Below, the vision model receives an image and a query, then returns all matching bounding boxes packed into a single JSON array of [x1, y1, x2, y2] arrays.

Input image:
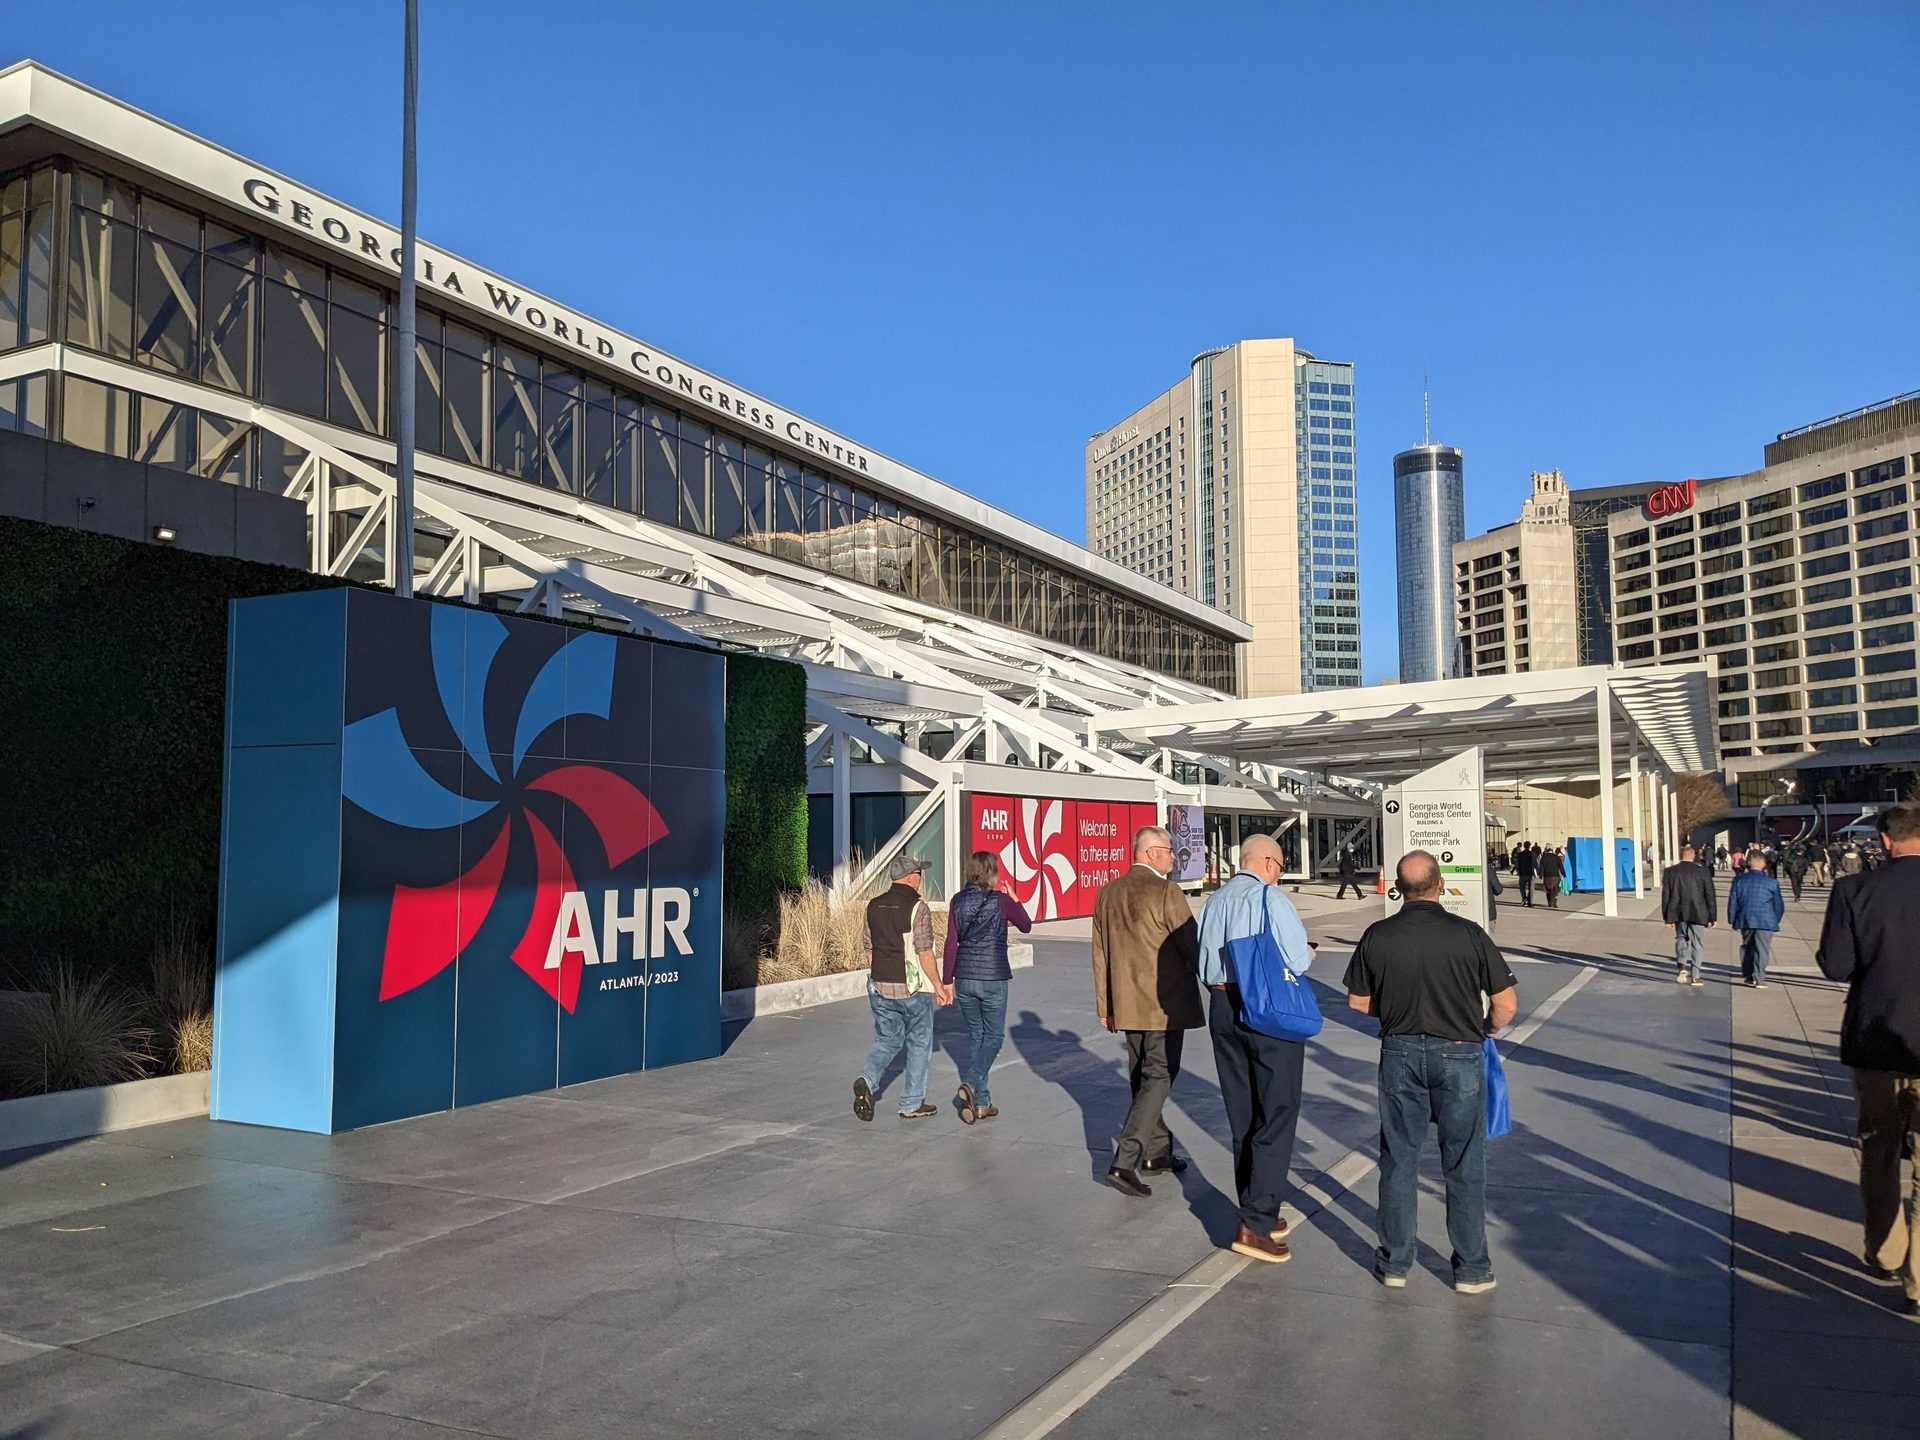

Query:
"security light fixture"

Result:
[[153, 525, 177, 543]]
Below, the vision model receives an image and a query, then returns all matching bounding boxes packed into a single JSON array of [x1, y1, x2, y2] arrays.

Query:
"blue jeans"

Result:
[[1376, 1034, 1491, 1284], [1740, 929, 1774, 984], [1674, 921, 1708, 981], [863, 990, 935, 1111], [952, 978, 1009, 1106]]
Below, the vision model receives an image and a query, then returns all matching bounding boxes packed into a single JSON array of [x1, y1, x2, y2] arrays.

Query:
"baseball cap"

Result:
[[887, 854, 930, 881]]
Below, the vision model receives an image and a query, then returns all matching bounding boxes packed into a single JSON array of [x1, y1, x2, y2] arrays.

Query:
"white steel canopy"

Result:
[[1087, 665, 1720, 787]]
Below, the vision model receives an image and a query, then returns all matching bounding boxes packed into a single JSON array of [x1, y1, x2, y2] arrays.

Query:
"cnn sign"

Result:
[[1645, 478, 1697, 519]]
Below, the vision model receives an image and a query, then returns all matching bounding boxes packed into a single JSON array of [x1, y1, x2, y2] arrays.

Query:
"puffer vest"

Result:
[[948, 887, 1011, 982]]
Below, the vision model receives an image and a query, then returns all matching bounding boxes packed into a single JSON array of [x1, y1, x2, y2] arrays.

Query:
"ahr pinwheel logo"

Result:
[[341, 607, 670, 1015]]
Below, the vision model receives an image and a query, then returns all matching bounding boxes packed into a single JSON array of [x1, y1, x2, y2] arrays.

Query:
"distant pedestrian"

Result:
[[1811, 840, 1830, 887], [1346, 851, 1518, 1293], [1486, 862, 1504, 934], [1092, 825, 1203, 1198], [854, 855, 951, 1123], [1515, 843, 1538, 908], [1815, 803, 1920, 1319], [1539, 846, 1565, 909], [1729, 850, 1784, 989], [1335, 845, 1364, 900], [1731, 845, 1746, 872], [1784, 844, 1810, 902], [1662, 843, 1717, 988], [1196, 834, 1314, 1264], [1717, 845, 1730, 874], [942, 851, 1033, 1124]]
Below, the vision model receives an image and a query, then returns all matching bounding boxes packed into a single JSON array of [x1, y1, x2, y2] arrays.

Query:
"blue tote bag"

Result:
[[1225, 927, 1324, 1042], [1483, 1037, 1512, 1138]]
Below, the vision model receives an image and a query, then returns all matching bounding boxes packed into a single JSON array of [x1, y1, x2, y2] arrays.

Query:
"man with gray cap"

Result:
[[853, 855, 951, 1122]]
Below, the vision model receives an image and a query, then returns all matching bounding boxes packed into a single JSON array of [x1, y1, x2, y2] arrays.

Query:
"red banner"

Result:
[[967, 794, 1159, 920]]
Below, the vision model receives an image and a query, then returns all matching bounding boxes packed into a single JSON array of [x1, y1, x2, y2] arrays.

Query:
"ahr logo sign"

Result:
[[545, 886, 697, 981]]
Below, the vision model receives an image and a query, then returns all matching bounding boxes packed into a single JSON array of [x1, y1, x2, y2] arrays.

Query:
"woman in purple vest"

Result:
[[943, 851, 1034, 1124]]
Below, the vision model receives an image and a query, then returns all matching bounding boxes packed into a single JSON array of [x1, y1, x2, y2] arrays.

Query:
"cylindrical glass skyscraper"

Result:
[[1393, 444, 1466, 683]]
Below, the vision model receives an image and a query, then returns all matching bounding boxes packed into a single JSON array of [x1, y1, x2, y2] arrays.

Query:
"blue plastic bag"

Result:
[[1225, 928, 1324, 1042], [1483, 1036, 1512, 1138]]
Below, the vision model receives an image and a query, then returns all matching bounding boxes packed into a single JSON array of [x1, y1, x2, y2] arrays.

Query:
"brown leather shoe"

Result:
[[1269, 1216, 1291, 1242], [1230, 1223, 1291, 1263]]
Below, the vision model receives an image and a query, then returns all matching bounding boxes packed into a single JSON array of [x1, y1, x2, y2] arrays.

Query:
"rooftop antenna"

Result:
[[1422, 375, 1431, 446]]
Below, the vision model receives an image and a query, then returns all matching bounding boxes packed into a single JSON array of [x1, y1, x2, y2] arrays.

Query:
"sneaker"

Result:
[[1229, 1223, 1291, 1264], [898, 1103, 939, 1120], [853, 1076, 875, 1123], [1751, 981, 1767, 990], [1674, 971, 1689, 984], [1374, 1268, 1407, 1289], [1690, 978, 1705, 988], [1454, 1277, 1498, 1295]]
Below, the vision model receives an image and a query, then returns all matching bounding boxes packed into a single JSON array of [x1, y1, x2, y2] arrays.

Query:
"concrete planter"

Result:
[[0, 1070, 210, 1154], [722, 942, 1034, 1022]]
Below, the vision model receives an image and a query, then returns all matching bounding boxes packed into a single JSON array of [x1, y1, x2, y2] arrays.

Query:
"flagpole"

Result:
[[394, 0, 419, 597]]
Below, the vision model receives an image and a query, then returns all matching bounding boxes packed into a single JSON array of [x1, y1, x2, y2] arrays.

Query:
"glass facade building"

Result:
[[1392, 444, 1464, 682], [0, 157, 1238, 691], [1296, 355, 1360, 689]]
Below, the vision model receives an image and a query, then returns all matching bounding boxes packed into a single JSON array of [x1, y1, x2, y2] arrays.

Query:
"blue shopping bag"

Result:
[[1483, 1036, 1512, 1138], [1225, 928, 1323, 1042]]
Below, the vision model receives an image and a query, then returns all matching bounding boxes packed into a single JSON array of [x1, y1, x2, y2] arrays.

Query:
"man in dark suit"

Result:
[[1817, 803, 1920, 1318], [1514, 843, 1537, 908], [1091, 825, 1203, 1198], [1662, 843, 1717, 988]]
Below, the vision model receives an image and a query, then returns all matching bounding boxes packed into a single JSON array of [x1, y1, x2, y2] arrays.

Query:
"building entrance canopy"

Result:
[[1088, 665, 1720, 917], [1087, 666, 1717, 787]]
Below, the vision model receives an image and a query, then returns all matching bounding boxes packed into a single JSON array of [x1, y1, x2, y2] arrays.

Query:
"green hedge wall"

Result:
[[723, 651, 810, 920], [0, 514, 808, 981]]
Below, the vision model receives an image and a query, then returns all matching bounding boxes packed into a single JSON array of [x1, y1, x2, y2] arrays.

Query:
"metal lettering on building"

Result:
[[1644, 478, 1697, 519]]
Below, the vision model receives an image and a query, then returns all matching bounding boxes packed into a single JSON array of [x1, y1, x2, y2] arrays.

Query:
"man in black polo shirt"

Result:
[[1345, 850, 1518, 1293]]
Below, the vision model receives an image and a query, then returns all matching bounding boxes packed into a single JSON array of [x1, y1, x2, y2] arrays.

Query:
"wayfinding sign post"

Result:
[[1381, 746, 1487, 926]]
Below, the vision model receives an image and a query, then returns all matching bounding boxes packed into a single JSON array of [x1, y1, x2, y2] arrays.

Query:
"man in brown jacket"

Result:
[[1092, 824, 1203, 1198]]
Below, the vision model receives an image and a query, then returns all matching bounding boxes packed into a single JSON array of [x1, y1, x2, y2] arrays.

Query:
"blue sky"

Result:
[[16, 2, 1917, 681]]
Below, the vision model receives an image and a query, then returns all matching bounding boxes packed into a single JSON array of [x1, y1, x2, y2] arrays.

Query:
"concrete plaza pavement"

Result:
[[0, 876, 1909, 1438]]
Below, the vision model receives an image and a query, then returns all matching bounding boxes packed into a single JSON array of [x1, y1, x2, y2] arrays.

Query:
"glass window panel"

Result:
[[265, 244, 324, 294], [72, 168, 135, 220], [139, 195, 199, 247], [256, 425, 305, 494], [65, 210, 135, 357], [197, 412, 253, 487], [442, 330, 484, 464], [261, 279, 326, 418], [582, 399, 614, 506], [491, 343, 539, 480], [199, 258, 256, 393], [642, 411, 677, 521], [61, 374, 132, 457], [678, 420, 710, 534], [712, 435, 746, 542], [21, 204, 52, 343], [204, 221, 257, 270], [136, 231, 199, 375], [827, 479, 853, 577], [745, 447, 771, 536], [407, 312, 443, 457], [327, 303, 385, 435], [0, 212, 20, 348], [329, 274, 387, 321], [541, 375, 580, 491], [614, 395, 642, 511], [134, 395, 196, 471]]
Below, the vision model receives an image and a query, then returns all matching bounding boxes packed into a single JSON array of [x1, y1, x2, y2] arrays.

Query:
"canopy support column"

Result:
[[1598, 681, 1618, 918], [1629, 735, 1645, 900]]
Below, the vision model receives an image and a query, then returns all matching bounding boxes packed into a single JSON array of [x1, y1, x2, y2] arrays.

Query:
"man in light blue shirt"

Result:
[[1197, 833, 1316, 1263]]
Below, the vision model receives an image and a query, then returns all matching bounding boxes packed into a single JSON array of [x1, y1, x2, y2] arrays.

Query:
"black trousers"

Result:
[[1114, 1029, 1184, 1171], [1518, 873, 1534, 906], [1207, 988, 1306, 1232], [1336, 876, 1362, 898]]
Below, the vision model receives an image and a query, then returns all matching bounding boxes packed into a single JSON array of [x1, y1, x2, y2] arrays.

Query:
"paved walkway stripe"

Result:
[[976, 961, 1597, 1440]]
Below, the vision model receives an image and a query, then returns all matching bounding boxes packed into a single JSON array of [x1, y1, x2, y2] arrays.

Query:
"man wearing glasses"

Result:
[[1196, 832, 1315, 1262], [1092, 825, 1203, 1198]]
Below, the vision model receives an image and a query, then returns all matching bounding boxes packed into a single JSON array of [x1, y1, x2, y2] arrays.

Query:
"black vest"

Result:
[[866, 883, 919, 985]]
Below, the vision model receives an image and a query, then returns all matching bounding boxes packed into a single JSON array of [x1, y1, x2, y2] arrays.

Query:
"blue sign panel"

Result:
[[211, 588, 725, 1133]]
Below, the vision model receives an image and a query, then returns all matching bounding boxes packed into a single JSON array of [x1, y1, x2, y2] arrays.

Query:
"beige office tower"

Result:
[[1453, 469, 1583, 675], [1087, 339, 1359, 696]]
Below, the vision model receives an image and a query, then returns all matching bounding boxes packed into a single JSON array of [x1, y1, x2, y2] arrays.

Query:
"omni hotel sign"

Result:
[[1644, 477, 1697, 520], [238, 176, 877, 476]]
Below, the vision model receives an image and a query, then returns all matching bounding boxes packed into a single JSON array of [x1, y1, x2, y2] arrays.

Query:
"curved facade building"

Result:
[[1393, 444, 1465, 682]]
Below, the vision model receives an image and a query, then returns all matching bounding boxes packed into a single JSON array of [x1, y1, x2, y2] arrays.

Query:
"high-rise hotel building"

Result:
[[1393, 442, 1465, 682], [1608, 392, 1920, 757], [1086, 339, 1358, 696]]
